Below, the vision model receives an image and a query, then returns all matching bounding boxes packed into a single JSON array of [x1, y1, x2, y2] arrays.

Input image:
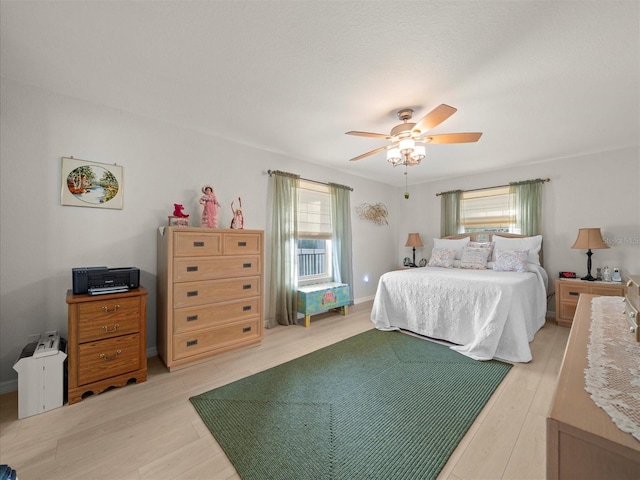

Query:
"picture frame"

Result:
[[61, 157, 124, 209]]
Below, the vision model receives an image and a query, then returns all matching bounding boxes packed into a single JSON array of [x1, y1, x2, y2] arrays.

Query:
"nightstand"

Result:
[[554, 278, 625, 327]]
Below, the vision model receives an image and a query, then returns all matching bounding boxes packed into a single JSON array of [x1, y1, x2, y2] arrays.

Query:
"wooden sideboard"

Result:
[[554, 278, 625, 327], [547, 294, 640, 479]]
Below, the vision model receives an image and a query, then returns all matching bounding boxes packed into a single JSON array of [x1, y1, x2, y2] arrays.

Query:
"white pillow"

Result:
[[493, 249, 529, 273], [492, 235, 542, 265], [433, 237, 470, 260], [427, 248, 456, 268]]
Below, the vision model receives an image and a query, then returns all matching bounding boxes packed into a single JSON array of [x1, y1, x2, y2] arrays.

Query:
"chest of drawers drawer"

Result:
[[174, 297, 260, 334], [173, 275, 261, 309], [77, 296, 141, 343], [174, 232, 222, 256], [555, 279, 624, 327], [78, 333, 141, 385], [173, 255, 261, 282], [173, 319, 260, 360]]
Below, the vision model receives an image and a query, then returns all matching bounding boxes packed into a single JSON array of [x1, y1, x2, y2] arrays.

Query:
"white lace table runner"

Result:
[[585, 296, 640, 441]]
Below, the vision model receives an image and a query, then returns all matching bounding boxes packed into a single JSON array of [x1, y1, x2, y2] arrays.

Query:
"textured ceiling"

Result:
[[1, 1, 638, 187]]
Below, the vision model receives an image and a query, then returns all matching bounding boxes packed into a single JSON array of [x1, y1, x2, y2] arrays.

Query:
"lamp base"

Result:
[[581, 274, 597, 281]]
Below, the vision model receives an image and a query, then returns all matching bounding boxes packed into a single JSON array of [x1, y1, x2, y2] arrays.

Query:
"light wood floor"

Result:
[[0, 301, 569, 480]]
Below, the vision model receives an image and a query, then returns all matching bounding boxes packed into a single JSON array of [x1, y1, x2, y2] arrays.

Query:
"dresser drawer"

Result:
[[173, 255, 261, 282], [224, 233, 261, 255], [77, 334, 141, 386], [173, 319, 260, 360], [174, 297, 261, 334], [559, 283, 589, 304], [591, 285, 624, 297], [174, 232, 222, 257], [77, 296, 141, 343], [173, 276, 261, 309]]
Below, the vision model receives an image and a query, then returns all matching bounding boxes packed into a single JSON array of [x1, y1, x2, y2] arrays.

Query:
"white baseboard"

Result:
[[0, 379, 18, 395], [547, 310, 556, 319], [354, 295, 375, 304]]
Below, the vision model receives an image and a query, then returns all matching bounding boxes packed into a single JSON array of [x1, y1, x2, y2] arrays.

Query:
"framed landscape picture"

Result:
[[61, 157, 124, 209]]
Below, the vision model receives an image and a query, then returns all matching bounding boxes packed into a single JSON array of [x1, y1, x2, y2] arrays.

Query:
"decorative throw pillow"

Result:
[[492, 235, 542, 265], [493, 249, 529, 273], [459, 246, 491, 269], [433, 237, 470, 260], [467, 241, 494, 258], [427, 248, 457, 268]]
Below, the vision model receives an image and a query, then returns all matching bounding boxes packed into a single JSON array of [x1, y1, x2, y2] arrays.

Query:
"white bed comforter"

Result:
[[371, 265, 548, 362]]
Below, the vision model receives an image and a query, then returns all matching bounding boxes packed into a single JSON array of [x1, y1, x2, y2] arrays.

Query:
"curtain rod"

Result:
[[435, 178, 550, 196], [267, 169, 353, 191]]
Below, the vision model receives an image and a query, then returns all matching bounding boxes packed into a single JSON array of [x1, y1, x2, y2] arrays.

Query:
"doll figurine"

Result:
[[200, 185, 221, 228], [230, 197, 244, 229], [172, 204, 189, 218]]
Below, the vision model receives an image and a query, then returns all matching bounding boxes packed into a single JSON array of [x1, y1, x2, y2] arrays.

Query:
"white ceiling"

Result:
[[1, 1, 638, 187]]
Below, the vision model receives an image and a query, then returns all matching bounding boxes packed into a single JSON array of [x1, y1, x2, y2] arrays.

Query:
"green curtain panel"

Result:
[[440, 190, 462, 237], [267, 171, 300, 327], [329, 183, 354, 303], [509, 179, 543, 236]]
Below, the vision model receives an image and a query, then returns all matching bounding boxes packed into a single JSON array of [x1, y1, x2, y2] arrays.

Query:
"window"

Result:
[[460, 186, 519, 233], [297, 181, 332, 284]]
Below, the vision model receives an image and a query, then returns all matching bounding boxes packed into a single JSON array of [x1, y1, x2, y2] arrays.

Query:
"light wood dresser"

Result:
[[547, 294, 640, 479], [66, 287, 148, 405], [157, 227, 264, 371], [555, 278, 625, 327]]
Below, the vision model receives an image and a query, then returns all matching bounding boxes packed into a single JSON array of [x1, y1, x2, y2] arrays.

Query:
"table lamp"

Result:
[[405, 233, 423, 267], [571, 228, 609, 281]]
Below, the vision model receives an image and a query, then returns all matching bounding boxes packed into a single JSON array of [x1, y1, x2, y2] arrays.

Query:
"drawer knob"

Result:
[[186, 339, 198, 347], [99, 350, 121, 361], [186, 266, 198, 272], [187, 291, 198, 297], [101, 323, 120, 333], [569, 292, 580, 296], [242, 305, 251, 311], [238, 241, 247, 247], [243, 284, 251, 290], [186, 315, 198, 322], [243, 263, 252, 268], [102, 304, 120, 313], [193, 241, 205, 247], [243, 326, 252, 333], [628, 279, 634, 287]]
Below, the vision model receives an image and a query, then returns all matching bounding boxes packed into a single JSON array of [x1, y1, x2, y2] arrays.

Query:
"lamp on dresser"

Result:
[[571, 227, 609, 281], [405, 233, 423, 267]]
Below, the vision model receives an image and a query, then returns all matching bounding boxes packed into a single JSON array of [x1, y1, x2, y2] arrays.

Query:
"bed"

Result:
[[371, 233, 548, 363]]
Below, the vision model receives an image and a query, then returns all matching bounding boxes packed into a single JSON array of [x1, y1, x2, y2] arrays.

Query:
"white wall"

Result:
[[395, 147, 640, 314], [0, 78, 399, 392]]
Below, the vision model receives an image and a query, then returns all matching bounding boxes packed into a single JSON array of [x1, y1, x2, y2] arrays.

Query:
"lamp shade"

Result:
[[405, 233, 424, 248], [571, 228, 609, 250]]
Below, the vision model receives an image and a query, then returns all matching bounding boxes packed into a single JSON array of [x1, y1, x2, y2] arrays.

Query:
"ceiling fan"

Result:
[[346, 104, 482, 166]]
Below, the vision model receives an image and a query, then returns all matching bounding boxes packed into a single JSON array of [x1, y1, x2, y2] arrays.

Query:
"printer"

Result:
[[72, 266, 140, 295]]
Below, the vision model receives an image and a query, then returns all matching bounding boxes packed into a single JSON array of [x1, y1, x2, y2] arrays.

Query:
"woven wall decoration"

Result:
[[356, 203, 388, 225]]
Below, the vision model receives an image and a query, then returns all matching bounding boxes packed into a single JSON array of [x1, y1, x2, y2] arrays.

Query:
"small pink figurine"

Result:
[[172, 204, 189, 218], [230, 197, 244, 229], [200, 185, 221, 228]]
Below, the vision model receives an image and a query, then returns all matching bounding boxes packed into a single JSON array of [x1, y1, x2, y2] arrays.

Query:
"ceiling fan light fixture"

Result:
[[387, 148, 401, 165], [411, 145, 426, 162], [399, 138, 415, 154]]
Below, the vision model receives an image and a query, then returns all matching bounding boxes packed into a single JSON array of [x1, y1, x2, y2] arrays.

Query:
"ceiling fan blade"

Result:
[[345, 130, 391, 140], [425, 132, 483, 144], [349, 145, 390, 162], [412, 104, 457, 135]]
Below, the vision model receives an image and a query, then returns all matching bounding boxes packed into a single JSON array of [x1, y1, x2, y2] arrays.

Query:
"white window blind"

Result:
[[298, 181, 332, 239], [460, 186, 515, 231]]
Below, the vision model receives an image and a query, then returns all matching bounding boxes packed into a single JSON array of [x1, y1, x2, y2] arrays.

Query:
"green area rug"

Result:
[[190, 329, 511, 480]]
